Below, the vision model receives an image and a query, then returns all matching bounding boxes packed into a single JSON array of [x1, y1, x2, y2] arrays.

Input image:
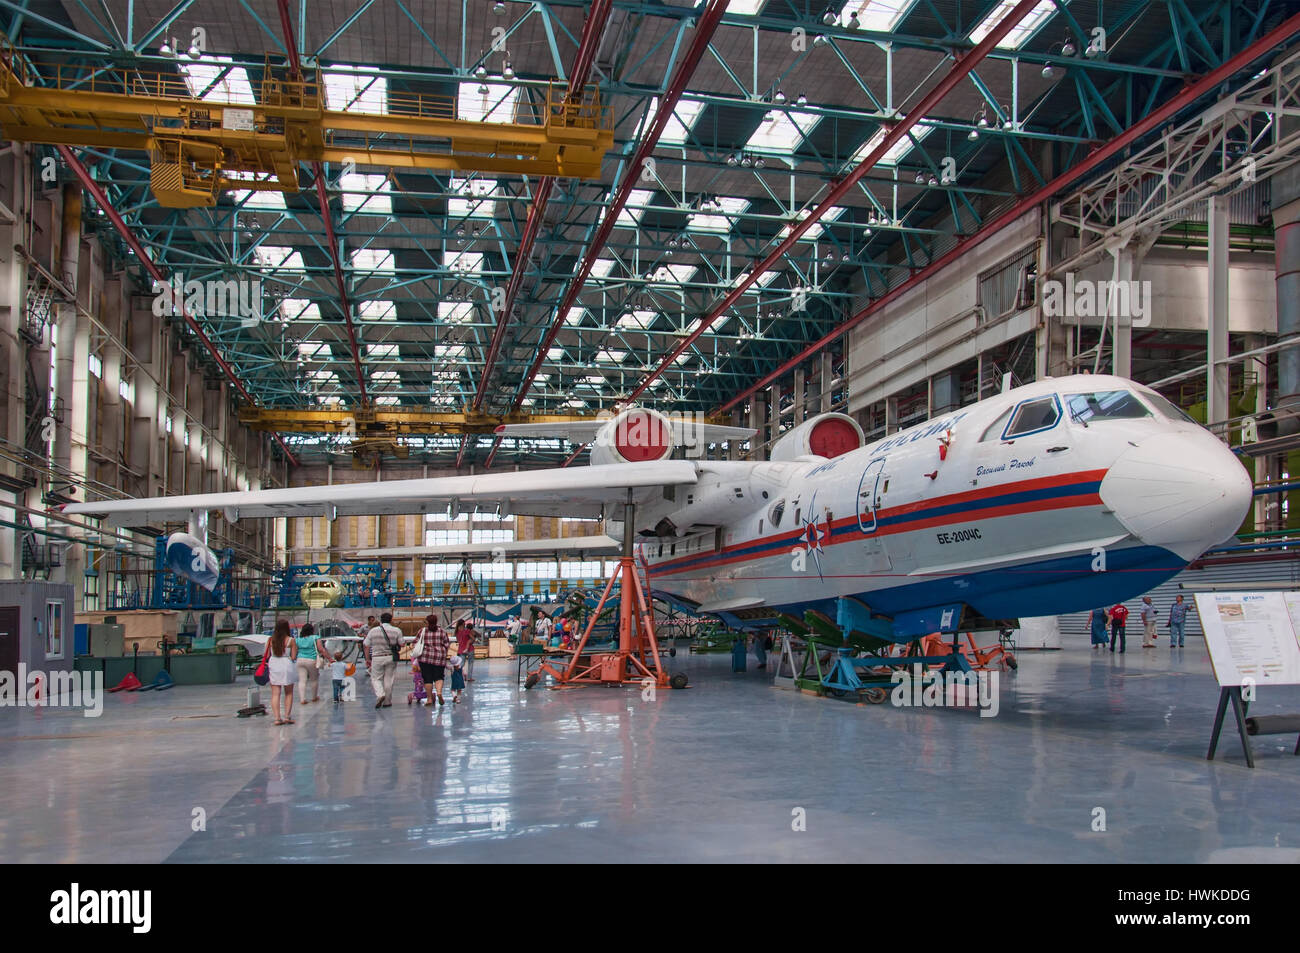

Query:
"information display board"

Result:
[[1193, 592, 1300, 687]]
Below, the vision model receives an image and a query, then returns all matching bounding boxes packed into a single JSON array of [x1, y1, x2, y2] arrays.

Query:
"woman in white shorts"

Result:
[[264, 619, 299, 725]]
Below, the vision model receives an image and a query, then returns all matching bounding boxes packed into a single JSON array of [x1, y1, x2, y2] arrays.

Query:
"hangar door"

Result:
[[0, 606, 18, 675]]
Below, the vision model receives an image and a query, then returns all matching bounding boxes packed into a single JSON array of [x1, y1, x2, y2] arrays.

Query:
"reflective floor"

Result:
[[2, 640, 1299, 863]]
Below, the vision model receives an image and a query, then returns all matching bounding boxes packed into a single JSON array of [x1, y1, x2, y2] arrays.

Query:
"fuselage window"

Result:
[[770, 501, 785, 527], [1002, 396, 1061, 439]]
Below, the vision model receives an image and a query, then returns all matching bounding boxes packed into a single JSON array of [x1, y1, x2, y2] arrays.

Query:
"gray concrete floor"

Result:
[[2, 640, 1299, 863]]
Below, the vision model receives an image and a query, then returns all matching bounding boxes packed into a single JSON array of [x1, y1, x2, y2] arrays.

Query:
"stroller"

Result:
[[406, 662, 428, 705]]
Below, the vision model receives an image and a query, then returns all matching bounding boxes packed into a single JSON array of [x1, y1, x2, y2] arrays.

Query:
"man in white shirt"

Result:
[[506, 615, 521, 641], [363, 612, 403, 708], [537, 614, 554, 643]]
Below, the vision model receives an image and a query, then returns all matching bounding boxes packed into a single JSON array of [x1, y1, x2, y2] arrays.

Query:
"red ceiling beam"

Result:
[[277, 1, 368, 406], [626, 0, 1044, 404], [474, 0, 614, 411], [55, 145, 300, 468], [514, 0, 733, 412], [718, 8, 1300, 414]]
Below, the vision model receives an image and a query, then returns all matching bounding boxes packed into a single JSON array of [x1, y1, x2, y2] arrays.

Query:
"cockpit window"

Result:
[[1065, 391, 1152, 424], [981, 407, 1014, 442], [1139, 389, 1198, 425], [1003, 396, 1061, 439]]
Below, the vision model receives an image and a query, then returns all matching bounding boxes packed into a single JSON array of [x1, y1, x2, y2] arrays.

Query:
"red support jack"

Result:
[[526, 491, 685, 692]]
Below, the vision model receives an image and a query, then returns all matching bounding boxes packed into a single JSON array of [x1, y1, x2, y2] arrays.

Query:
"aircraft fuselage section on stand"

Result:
[[634, 375, 1251, 636]]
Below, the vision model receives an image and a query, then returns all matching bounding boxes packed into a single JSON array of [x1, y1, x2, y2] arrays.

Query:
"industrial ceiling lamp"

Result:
[[502, 60, 515, 80], [493, 1, 507, 12], [774, 89, 787, 105], [754, 155, 766, 169], [159, 39, 174, 56], [187, 41, 203, 59], [477, 83, 489, 95], [813, 34, 829, 46], [474, 64, 489, 79], [914, 170, 925, 184], [726, 153, 739, 166], [1061, 36, 1078, 57], [847, 10, 861, 29], [1041, 62, 1056, 79], [795, 93, 808, 106], [822, 6, 837, 25]]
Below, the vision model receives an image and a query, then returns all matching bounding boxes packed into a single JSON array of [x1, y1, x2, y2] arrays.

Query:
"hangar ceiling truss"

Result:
[[1, 0, 1295, 466]]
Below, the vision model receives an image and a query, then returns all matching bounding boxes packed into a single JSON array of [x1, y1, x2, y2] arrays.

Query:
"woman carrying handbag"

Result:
[[264, 619, 299, 725]]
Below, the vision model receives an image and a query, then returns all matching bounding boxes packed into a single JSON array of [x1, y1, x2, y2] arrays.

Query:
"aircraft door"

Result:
[[856, 458, 887, 534]]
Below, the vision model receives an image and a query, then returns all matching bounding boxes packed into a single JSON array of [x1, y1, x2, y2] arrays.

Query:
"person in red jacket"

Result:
[[1109, 603, 1129, 654], [457, 621, 477, 683]]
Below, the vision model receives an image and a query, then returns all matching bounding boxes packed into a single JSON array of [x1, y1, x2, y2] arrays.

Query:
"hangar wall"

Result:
[[0, 144, 286, 610], [843, 210, 1278, 427]]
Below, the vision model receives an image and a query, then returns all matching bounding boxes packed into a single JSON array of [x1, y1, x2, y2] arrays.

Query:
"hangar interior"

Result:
[[0, 0, 1299, 864]]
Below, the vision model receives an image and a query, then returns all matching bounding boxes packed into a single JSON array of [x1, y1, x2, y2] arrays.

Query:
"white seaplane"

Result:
[[65, 375, 1251, 642]]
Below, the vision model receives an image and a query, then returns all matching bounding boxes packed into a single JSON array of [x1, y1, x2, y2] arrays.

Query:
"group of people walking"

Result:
[[1089, 594, 1190, 653], [258, 612, 483, 722]]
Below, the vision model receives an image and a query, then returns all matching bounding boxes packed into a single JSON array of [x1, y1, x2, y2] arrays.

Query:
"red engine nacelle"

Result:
[[769, 413, 865, 462], [589, 408, 675, 466]]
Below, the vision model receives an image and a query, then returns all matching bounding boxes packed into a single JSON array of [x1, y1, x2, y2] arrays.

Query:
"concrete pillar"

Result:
[[819, 351, 832, 413], [768, 385, 780, 455], [885, 396, 899, 435], [747, 397, 766, 461], [1207, 194, 1230, 426], [931, 368, 960, 415], [793, 367, 806, 424], [1108, 248, 1136, 380]]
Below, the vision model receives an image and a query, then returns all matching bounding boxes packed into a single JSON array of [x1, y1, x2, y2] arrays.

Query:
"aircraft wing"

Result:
[[355, 535, 622, 559], [63, 461, 698, 527]]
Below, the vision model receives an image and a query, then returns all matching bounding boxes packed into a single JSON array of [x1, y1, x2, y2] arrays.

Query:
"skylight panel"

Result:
[[181, 57, 255, 105], [589, 259, 617, 279], [298, 341, 327, 360], [850, 123, 934, 167], [728, 0, 768, 14], [366, 344, 398, 359], [449, 176, 498, 219], [458, 82, 522, 123], [255, 245, 304, 270], [564, 307, 588, 326], [351, 248, 394, 273], [371, 370, 400, 383], [546, 347, 565, 360], [435, 344, 467, 359], [688, 196, 748, 234], [616, 189, 655, 228], [596, 349, 628, 364], [650, 263, 698, 284], [323, 70, 387, 114], [229, 172, 287, 210], [778, 206, 845, 241], [746, 109, 820, 154], [281, 298, 321, 322], [359, 300, 396, 321], [438, 302, 475, 323], [341, 172, 391, 215], [374, 395, 400, 405], [845, 0, 917, 32], [617, 309, 659, 330], [969, 0, 1058, 49], [639, 96, 706, 146]]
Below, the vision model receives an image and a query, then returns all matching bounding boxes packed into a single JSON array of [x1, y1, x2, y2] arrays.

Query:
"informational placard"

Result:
[[222, 108, 254, 131], [1193, 592, 1300, 687]]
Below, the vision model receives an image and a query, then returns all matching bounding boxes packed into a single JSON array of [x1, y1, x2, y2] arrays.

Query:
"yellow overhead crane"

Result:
[[239, 407, 597, 435], [0, 41, 613, 208]]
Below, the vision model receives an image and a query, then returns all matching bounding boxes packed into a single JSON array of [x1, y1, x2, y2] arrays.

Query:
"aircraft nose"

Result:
[[1099, 432, 1252, 561]]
